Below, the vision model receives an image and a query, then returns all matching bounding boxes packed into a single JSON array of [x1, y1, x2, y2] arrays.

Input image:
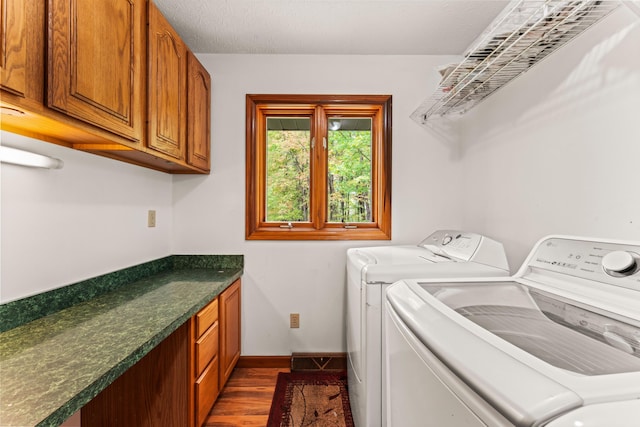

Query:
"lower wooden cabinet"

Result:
[[219, 279, 241, 388], [195, 319, 218, 375], [192, 278, 241, 427], [81, 322, 190, 427], [195, 357, 219, 427], [192, 297, 220, 427], [81, 279, 241, 427]]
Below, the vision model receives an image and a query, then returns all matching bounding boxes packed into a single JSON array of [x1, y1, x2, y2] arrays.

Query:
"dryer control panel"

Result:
[[418, 230, 509, 272], [418, 230, 482, 260]]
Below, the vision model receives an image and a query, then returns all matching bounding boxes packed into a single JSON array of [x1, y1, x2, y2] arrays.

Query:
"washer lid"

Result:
[[423, 282, 640, 376], [352, 245, 510, 284], [387, 280, 584, 427]]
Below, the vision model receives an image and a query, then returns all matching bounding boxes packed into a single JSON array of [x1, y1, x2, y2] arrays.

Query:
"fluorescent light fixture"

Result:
[[0, 146, 64, 169]]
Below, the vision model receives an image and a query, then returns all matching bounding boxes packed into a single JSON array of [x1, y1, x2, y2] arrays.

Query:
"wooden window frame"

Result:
[[246, 94, 392, 241]]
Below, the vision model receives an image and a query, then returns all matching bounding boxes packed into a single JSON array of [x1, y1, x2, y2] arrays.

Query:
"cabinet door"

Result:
[[219, 279, 241, 387], [1, 0, 26, 96], [48, 0, 144, 143], [147, 2, 186, 160], [186, 51, 211, 171]]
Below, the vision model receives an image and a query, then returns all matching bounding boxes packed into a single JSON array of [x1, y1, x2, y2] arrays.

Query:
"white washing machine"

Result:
[[347, 230, 510, 427], [385, 235, 640, 427]]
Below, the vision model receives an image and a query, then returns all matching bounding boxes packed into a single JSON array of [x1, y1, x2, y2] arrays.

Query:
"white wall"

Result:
[[456, 7, 640, 269], [172, 55, 464, 355], [1, 132, 173, 303], [5, 6, 635, 355]]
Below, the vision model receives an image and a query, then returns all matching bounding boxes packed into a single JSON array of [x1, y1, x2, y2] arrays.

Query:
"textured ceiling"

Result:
[[152, 0, 510, 55]]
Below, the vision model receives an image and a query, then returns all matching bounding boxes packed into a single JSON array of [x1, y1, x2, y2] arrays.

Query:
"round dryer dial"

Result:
[[602, 251, 638, 277]]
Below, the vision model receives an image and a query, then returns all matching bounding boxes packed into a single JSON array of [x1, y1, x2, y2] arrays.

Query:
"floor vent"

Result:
[[291, 352, 347, 372]]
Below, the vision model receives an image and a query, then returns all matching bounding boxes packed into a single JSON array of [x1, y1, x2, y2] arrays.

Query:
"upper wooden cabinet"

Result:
[[48, 0, 145, 144], [0, 0, 210, 174], [147, 1, 187, 160], [0, 0, 45, 107], [0, 0, 27, 96], [187, 51, 211, 172]]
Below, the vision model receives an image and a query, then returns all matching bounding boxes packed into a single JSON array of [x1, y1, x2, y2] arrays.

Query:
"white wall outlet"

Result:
[[147, 210, 156, 228], [290, 313, 300, 328]]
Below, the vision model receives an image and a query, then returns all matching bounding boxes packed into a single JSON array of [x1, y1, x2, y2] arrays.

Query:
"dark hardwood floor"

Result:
[[204, 367, 290, 426]]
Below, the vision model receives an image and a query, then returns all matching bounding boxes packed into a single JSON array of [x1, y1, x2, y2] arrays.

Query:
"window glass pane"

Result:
[[265, 117, 311, 222], [327, 117, 372, 223]]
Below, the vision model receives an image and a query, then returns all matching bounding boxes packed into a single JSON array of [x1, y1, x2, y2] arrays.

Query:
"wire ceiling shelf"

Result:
[[411, 0, 623, 126]]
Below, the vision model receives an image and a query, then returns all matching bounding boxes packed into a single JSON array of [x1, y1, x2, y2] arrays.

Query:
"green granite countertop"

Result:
[[0, 256, 242, 427]]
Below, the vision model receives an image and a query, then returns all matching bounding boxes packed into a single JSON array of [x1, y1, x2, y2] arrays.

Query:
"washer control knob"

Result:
[[442, 235, 453, 245], [602, 251, 637, 277]]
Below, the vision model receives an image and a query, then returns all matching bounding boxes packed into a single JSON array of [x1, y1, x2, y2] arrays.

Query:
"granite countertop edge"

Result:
[[0, 255, 243, 427]]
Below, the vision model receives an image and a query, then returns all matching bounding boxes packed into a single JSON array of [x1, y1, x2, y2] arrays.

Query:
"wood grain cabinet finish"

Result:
[[219, 279, 241, 388], [192, 297, 221, 427], [0, 0, 46, 109], [195, 356, 219, 427], [196, 321, 218, 376], [1, 0, 211, 174], [187, 51, 211, 171], [147, 1, 187, 160], [47, 0, 145, 143], [80, 283, 242, 427], [82, 322, 190, 427], [0, 0, 27, 96], [187, 50, 211, 171]]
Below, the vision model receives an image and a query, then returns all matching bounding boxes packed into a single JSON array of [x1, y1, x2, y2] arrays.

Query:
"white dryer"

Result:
[[385, 235, 640, 427], [347, 230, 510, 427]]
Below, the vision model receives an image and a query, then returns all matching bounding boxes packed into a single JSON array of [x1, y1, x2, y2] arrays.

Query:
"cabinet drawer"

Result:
[[196, 298, 218, 337], [195, 358, 219, 427], [196, 321, 219, 376]]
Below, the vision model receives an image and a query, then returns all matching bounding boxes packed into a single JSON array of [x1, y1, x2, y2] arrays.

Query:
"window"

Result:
[[246, 94, 391, 240]]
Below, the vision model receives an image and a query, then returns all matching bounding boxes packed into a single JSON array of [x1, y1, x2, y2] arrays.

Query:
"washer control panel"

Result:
[[602, 251, 638, 277], [528, 237, 640, 291]]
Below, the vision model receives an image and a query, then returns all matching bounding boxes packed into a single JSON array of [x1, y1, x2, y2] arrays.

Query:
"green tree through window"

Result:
[[328, 119, 372, 223], [266, 124, 310, 222]]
